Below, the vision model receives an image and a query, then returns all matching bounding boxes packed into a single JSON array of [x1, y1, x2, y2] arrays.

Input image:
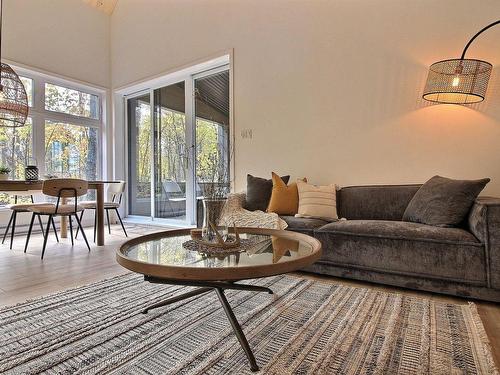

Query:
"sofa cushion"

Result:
[[318, 219, 480, 244], [403, 175, 490, 227], [338, 184, 421, 220], [281, 215, 329, 235], [296, 180, 338, 220], [267, 173, 306, 215], [314, 220, 485, 284], [244, 174, 290, 211]]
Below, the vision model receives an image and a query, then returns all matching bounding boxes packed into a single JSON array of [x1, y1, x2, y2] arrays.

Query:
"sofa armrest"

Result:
[[468, 197, 500, 289], [220, 191, 288, 230]]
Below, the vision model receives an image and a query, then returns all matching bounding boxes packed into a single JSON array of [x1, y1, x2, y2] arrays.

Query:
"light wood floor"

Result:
[[0, 223, 499, 367]]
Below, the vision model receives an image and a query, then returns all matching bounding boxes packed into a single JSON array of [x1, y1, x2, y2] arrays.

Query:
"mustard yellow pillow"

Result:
[[267, 172, 306, 215], [272, 236, 299, 263]]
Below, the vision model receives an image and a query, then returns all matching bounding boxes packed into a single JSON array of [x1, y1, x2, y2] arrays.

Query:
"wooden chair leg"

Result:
[[115, 208, 128, 237], [2, 211, 14, 244], [51, 217, 59, 242], [9, 211, 17, 250], [41, 215, 52, 259], [68, 215, 74, 246], [106, 209, 111, 234], [75, 210, 84, 239], [93, 210, 97, 243], [74, 214, 90, 252], [24, 213, 36, 253]]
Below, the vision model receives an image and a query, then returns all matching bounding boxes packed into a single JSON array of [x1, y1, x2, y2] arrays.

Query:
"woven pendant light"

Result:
[[423, 20, 499, 105], [0, 0, 28, 127]]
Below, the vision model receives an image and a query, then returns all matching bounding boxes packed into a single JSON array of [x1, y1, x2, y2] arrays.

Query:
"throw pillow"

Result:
[[403, 175, 490, 227], [244, 174, 290, 211], [295, 180, 338, 221], [267, 172, 307, 215]]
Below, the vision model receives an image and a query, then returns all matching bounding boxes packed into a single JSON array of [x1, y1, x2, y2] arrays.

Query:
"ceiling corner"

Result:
[[82, 0, 118, 15]]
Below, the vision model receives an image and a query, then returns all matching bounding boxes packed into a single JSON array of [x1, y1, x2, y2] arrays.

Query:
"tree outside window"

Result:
[[0, 118, 33, 205], [44, 121, 98, 180]]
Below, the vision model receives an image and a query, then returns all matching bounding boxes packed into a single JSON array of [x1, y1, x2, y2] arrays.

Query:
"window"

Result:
[[19, 77, 33, 107], [0, 118, 33, 205], [196, 118, 229, 186], [0, 117, 32, 179], [194, 70, 230, 199], [45, 121, 98, 180], [0, 66, 104, 207], [127, 95, 152, 216], [45, 83, 99, 119]]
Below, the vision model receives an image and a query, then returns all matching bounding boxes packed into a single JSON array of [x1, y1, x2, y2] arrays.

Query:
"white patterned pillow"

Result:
[[295, 180, 338, 221]]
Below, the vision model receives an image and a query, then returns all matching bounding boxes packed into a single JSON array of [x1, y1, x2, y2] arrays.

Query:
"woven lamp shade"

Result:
[[423, 59, 492, 104], [0, 62, 29, 128]]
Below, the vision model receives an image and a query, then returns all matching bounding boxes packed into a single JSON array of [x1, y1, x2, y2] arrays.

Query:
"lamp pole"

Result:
[[460, 20, 500, 60]]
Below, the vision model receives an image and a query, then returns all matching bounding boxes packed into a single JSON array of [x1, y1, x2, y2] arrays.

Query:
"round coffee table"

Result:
[[116, 227, 321, 372]]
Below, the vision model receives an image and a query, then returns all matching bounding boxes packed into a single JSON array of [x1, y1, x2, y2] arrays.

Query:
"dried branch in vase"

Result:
[[197, 139, 232, 200]]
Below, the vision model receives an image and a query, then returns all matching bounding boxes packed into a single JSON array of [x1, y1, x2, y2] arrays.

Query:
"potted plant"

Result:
[[0, 166, 11, 180]]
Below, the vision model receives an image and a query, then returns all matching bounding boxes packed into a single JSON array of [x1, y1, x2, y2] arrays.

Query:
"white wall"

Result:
[[0, 0, 112, 230], [3, 0, 110, 87], [3, 0, 113, 184], [111, 0, 500, 195]]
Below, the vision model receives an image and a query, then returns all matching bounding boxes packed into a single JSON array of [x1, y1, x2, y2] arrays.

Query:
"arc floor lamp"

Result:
[[423, 20, 500, 104]]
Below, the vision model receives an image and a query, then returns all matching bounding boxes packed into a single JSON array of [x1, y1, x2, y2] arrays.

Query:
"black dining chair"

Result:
[[24, 179, 91, 259], [2, 190, 58, 249]]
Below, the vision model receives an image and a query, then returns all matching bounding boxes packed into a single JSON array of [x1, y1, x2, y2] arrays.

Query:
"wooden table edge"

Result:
[[116, 227, 322, 281]]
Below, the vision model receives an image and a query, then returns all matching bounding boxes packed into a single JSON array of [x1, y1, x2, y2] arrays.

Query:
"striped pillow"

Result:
[[296, 180, 338, 221]]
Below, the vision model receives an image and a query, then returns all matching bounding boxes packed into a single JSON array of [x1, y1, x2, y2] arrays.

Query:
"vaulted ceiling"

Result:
[[82, 0, 118, 15]]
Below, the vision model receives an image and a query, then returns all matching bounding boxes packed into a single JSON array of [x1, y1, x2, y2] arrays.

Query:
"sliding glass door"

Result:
[[127, 93, 151, 217], [153, 82, 189, 223], [127, 66, 230, 225], [195, 69, 230, 200]]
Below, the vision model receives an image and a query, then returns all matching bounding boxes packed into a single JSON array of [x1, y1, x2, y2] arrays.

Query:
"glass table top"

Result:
[[121, 232, 315, 269], [117, 228, 321, 281]]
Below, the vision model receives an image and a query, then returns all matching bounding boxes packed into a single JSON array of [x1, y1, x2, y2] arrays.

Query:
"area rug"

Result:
[[0, 274, 497, 374]]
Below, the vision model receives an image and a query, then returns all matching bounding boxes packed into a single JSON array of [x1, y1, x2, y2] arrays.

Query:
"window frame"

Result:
[[11, 65, 105, 180]]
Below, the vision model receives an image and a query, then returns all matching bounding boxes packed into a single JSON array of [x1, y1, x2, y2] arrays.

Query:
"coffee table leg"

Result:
[[215, 287, 259, 372], [141, 278, 265, 372], [142, 287, 212, 314], [228, 282, 274, 294]]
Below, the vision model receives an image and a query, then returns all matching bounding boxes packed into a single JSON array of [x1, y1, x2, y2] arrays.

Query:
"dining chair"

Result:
[[75, 181, 127, 241], [1, 190, 58, 249], [24, 179, 90, 259]]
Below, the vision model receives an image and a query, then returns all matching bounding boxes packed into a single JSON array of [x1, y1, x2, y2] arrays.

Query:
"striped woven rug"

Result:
[[0, 274, 497, 374]]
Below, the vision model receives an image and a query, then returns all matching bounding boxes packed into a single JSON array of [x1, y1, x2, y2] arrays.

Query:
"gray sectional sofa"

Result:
[[279, 184, 500, 302]]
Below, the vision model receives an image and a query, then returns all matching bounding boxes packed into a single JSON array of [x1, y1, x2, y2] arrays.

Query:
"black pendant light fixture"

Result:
[[0, 0, 28, 127], [423, 20, 499, 105]]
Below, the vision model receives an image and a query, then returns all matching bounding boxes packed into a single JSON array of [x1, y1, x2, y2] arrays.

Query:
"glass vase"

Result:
[[202, 198, 228, 243]]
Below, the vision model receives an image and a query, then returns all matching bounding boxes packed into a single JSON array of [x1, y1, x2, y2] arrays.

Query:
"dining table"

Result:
[[0, 179, 119, 246]]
